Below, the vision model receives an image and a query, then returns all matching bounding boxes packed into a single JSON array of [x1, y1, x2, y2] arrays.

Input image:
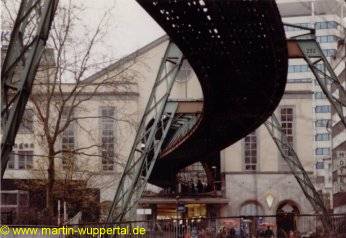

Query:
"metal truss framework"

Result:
[[263, 24, 346, 233], [287, 27, 346, 128], [1, 0, 59, 178], [108, 24, 346, 227], [264, 115, 334, 232], [107, 42, 184, 223], [2, 4, 343, 233]]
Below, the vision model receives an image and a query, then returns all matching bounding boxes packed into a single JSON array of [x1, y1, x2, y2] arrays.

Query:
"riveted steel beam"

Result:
[[265, 114, 334, 232], [1, 0, 59, 178], [107, 42, 184, 222]]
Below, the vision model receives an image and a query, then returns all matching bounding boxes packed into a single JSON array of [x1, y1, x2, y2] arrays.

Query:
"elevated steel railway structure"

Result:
[[2, 0, 345, 234]]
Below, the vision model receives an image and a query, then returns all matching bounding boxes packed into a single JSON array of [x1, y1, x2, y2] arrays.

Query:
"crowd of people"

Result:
[[183, 179, 212, 194], [213, 226, 276, 238], [154, 220, 312, 238], [160, 179, 213, 196], [179, 225, 275, 238]]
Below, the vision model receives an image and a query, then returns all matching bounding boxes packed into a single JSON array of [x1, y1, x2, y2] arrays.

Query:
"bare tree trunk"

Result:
[[46, 147, 55, 223], [2, 0, 133, 225]]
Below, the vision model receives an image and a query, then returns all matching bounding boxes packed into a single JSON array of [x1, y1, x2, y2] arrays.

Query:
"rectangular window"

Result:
[[61, 107, 75, 170], [315, 119, 331, 128], [327, 35, 335, 42], [18, 109, 34, 133], [315, 22, 321, 29], [316, 35, 338, 43], [301, 65, 308, 72], [244, 131, 257, 171], [316, 176, 325, 184], [317, 36, 323, 43], [7, 150, 33, 170], [281, 107, 294, 147], [315, 105, 331, 113], [315, 133, 330, 141], [321, 22, 327, 29], [280, 107, 294, 171], [100, 106, 115, 171], [315, 21, 338, 30], [17, 151, 33, 169], [287, 78, 312, 83], [7, 152, 15, 169], [314, 92, 327, 99], [315, 148, 330, 156], [322, 49, 336, 57], [288, 64, 309, 73], [327, 21, 337, 29], [316, 161, 324, 169]]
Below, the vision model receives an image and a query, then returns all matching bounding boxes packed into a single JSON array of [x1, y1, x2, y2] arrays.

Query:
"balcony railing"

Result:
[[143, 181, 225, 198]]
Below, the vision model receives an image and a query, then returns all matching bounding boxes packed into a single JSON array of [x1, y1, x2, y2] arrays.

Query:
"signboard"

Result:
[[177, 204, 186, 213]]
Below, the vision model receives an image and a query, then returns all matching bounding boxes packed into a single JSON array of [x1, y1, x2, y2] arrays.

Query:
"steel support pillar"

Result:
[[286, 26, 346, 128], [281, 24, 346, 233], [107, 42, 184, 223], [1, 0, 59, 178], [265, 114, 334, 232], [297, 38, 346, 127]]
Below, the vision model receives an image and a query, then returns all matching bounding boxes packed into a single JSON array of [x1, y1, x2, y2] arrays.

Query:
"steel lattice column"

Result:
[[1, 0, 59, 178], [107, 42, 184, 223], [282, 25, 346, 233], [265, 114, 334, 233], [286, 25, 346, 127]]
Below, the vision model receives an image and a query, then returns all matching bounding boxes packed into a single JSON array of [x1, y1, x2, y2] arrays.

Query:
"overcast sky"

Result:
[[73, 0, 165, 60], [0, 0, 163, 80]]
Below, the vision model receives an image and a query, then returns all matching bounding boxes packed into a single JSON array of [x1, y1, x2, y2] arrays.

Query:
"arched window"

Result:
[[277, 201, 299, 215]]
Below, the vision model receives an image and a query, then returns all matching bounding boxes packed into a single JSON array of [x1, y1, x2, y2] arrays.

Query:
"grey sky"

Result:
[[1, 0, 165, 80], [75, 0, 165, 60]]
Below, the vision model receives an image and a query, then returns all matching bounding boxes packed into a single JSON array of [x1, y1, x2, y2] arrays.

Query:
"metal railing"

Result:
[[5, 214, 344, 238]]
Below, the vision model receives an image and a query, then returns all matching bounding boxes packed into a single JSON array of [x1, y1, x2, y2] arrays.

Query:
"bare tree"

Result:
[[2, 0, 138, 223]]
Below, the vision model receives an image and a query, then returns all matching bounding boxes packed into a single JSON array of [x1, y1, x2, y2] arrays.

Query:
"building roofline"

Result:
[[83, 35, 169, 83]]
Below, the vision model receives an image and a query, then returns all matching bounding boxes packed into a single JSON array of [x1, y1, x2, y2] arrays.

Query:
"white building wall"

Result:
[[221, 91, 315, 216]]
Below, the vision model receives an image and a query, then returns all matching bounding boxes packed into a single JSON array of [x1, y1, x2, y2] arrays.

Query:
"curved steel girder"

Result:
[[135, 0, 288, 186]]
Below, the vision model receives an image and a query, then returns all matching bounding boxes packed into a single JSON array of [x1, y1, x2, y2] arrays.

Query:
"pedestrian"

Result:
[[263, 226, 274, 238], [198, 228, 206, 238], [227, 227, 236, 238], [197, 179, 203, 193], [190, 180, 196, 194], [184, 230, 191, 238]]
